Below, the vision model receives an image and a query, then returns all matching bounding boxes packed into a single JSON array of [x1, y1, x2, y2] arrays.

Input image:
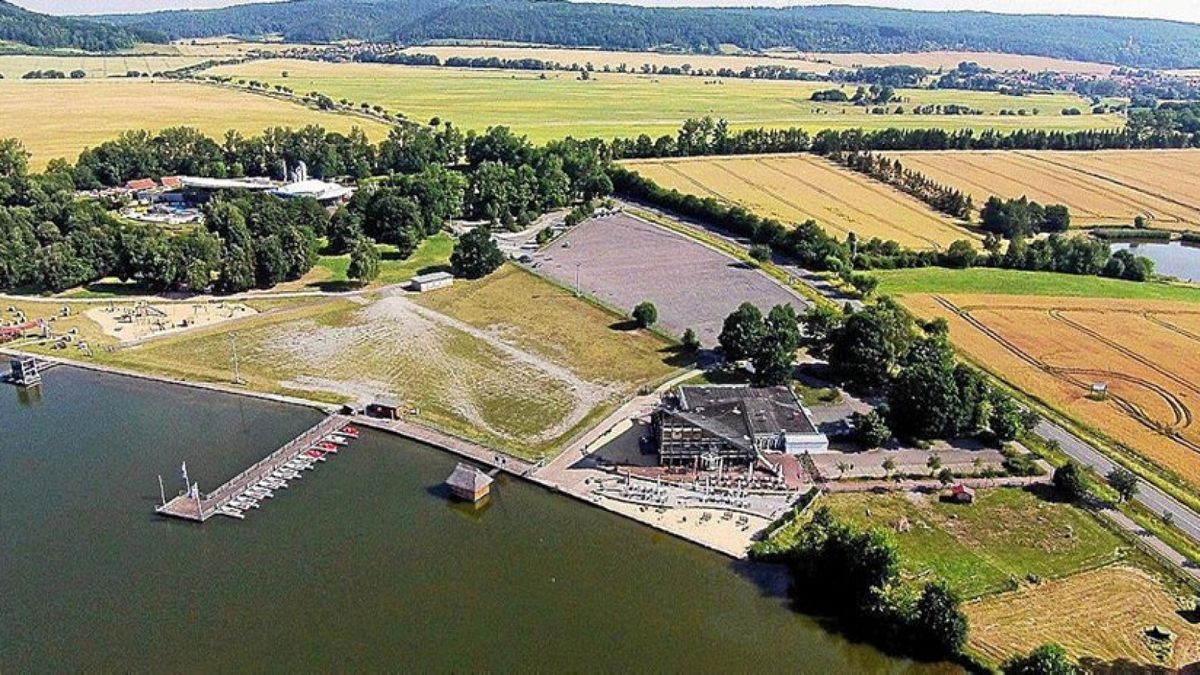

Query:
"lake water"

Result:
[[1111, 241, 1200, 282], [0, 368, 946, 672]]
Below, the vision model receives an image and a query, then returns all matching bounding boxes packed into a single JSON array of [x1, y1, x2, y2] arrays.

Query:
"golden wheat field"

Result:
[[966, 565, 1199, 669], [624, 154, 976, 250], [901, 293, 1200, 488], [887, 150, 1200, 231]]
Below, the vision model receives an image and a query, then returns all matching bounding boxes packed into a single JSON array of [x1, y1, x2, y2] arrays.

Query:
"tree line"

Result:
[[0, 119, 611, 294]]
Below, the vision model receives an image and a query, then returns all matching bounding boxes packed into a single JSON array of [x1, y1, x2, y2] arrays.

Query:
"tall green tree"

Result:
[[347, 237, 380, 285], [450, 226, 504, 279], [718, 302, 764, 362]]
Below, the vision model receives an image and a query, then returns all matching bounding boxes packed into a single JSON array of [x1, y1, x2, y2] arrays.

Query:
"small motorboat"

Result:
[[338, 425, 360, 439], [315, 442, 339, 453], [217, 506, 245, 520], [322, 435, 348, 446], [230, 498, 260, 510], [244, 488, 273, 499], [304, 449, 327, 461]]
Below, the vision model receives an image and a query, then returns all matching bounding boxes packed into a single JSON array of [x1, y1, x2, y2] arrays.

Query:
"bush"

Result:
[[1052, 461, 1088, 502], [632, 301, 658, 328], [681, 327, 700, 351]]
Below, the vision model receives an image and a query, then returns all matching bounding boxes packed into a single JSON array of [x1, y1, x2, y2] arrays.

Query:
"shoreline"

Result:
[[3, 348, 761, 559]]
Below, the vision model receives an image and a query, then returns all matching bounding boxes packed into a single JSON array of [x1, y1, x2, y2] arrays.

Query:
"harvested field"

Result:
[[967, 565, 1200, 669], [624, 154, 976, 250], [0, 54, 208, 79], [887, 149, 1200, 231], [529, 213, 805, 344], [784, 50, 1115, 75], [901, 293, 1200, 489], [0, 79, 388, 168], [824, 488, 1124, 599]]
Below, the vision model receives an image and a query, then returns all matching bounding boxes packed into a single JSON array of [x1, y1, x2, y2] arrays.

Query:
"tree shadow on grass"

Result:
[[305, 280, 360, 293], [609, 319, 640, 332]]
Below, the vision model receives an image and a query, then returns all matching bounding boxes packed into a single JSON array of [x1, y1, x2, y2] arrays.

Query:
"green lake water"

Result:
[[0, 367, 949, 673]]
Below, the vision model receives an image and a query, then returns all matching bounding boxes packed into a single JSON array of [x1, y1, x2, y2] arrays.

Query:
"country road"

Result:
[[1038, 421, 1200, 544]]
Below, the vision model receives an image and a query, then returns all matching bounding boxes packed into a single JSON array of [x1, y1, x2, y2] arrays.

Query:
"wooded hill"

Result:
[[0, 1, 157, 51], [94, 0, 1200, 69]]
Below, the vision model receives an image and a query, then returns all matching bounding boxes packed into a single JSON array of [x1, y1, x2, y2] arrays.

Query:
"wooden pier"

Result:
[[156, 414, 349, 522]]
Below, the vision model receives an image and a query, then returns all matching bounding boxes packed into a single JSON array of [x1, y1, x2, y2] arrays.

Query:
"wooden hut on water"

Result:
[[446, 463, 493, 503]]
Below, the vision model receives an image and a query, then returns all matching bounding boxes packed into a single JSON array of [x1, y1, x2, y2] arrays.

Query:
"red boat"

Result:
[[316, 442, 339, 453], [304, 449, 327, 460], [338, 425, 360, 439]]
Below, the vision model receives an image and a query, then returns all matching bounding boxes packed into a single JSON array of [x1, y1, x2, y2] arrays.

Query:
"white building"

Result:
[[410, 272, 454, 292]]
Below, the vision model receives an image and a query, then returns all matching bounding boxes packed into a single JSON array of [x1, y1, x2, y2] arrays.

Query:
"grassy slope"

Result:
[[308, 233, 454, 291], [202, 59, 1120, 143], [877, 267, 1200, 303]]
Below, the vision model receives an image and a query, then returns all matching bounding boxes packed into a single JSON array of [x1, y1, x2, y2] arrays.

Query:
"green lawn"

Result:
[[313, 232, 454, 289], [824, 489, 1127, 599], [877, 268, 1200, 303], [203, 59, 1120, 143]]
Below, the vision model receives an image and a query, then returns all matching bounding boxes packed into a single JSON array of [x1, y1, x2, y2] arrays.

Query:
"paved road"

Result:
[[1038, 421, 1200, 543]]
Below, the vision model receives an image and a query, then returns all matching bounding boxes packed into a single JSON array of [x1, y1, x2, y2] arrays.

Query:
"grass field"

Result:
[[10, 265, 679, 458], [877, 268, 1200, 303], [201, 59, 1119, 143], [294, 233, 455, 292], [399, 45, 1114, 76], [887, 150, 1200, 231], [901, 293, 1200, 490], [0, 79, 389, 168], [823, 488, 1125, 599], [0, 54, 210, 79], [624, 154, 976, 249], [967, 565, 1199, 669]]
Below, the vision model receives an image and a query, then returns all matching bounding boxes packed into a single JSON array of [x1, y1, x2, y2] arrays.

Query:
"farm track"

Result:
[[655, 163, 727, 201], [933, 296, 1200, 453], [756, 157, 948, 250], [1145, 312, 1200, 345]]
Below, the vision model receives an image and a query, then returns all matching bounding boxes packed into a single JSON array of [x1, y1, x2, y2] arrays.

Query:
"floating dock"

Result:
[[156, 414, 349, 522]]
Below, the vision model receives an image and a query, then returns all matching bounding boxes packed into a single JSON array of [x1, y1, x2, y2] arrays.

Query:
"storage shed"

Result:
[[410, 272, 454, 293], [446, 463, 493, 503]]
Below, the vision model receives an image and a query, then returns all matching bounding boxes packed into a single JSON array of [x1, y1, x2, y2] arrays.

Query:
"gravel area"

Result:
[[530, 213, 807, 345]]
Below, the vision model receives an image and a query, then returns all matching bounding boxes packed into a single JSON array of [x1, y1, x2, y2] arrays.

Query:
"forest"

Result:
[[0, 0, 156, 51], [96, 0, 1200, 69]]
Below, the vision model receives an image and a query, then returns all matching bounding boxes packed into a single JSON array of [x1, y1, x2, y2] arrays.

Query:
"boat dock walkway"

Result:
[[354, 416, 537, 477], [156, 414, 349, 522]]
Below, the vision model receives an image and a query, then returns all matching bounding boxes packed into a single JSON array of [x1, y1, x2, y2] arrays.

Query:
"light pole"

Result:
[[575, 263, 581, 298], [229, 332, 243, 385]]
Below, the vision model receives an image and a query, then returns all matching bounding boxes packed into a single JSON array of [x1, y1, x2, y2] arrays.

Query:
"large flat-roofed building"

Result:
[[654, 384, 828, 469]]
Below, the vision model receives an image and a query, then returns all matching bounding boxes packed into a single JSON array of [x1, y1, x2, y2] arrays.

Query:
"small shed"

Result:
[[10, 357, 41, 387], [410, 272, 454, 293], [446, 463, 493, 503], [947, 483, 975, 504], [366, 395, 402, 420]]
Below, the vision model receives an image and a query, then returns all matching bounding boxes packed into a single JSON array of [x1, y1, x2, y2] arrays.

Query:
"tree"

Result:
[[850, 409, 890, 449], [888, 337, 961, 441], [751, 304, 801, 385], [1002, 643, 1078, 675], [882, 456, 897, 479], [827, 299, 914, 391], [941, 239, 977, 268], [1107, 467, 1139, 502], [363, 190, 424, 256], [327, 207, 363, 254], [682, 327, 700, 352], [937, 467, 955, 486], [347, 237, 380, 285], [632, 301, 658, 329], [450, 226, 504, 279], [718, 302, 764, 362], [911, 580, 968, 657], [1053, 461, 1088, 502], [926, 454, 942, 476], [748, 243, 771, 263]]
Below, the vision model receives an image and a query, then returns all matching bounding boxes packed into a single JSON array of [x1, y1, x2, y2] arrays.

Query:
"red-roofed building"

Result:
[[160, 176, 183, 190], [948, 483, 975, 504], [124, 178, 158, 192]]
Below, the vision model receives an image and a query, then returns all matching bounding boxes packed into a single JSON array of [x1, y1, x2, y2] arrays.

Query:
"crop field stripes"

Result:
[[933, 296, 1200, 454], [756, 157, 952, 250], [1015, 152, 1199, 224], [704, 160, 850, 234], [947, 153, 1139, 220], [655, 163, 726, 201]]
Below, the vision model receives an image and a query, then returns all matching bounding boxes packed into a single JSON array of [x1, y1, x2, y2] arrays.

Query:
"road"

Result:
[[1038, 420, 1200, 543]]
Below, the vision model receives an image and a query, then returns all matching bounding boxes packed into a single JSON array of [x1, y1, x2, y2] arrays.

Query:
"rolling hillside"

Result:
[[0, 1, 156, 51], [95, 0, 1200, 69]]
